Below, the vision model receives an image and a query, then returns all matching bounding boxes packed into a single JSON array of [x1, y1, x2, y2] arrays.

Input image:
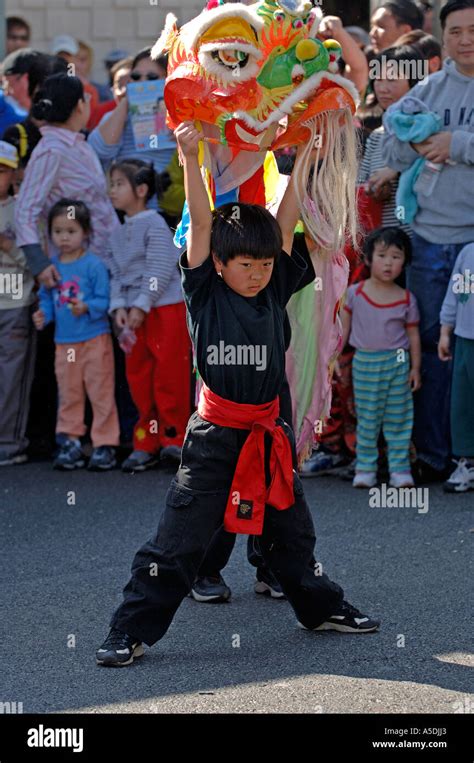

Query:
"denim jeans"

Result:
[[408, 232, 468, 470]]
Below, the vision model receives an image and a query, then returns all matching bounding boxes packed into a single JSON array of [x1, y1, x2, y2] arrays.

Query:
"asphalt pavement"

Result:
[[0, 460, 472, 714]]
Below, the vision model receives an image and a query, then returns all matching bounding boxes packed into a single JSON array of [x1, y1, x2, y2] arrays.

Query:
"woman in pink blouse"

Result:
[[15, 72, 118, 288]]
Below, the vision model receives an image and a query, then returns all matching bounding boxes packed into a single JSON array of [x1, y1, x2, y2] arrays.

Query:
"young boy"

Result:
[[96, 122, 379, 667]]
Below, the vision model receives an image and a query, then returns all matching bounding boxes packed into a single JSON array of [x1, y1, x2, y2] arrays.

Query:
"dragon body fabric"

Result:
[[152, 0, 359, 463]]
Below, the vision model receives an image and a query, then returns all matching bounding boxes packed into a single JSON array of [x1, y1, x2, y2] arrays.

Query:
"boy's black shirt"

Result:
[[180, 243, 308, 406]]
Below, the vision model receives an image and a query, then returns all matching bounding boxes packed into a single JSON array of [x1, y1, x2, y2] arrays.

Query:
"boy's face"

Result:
[[212, 253, 274, 298], [443, 9, 474, 73], [0, 164, 15, 196], [370, 242, 406, 282]]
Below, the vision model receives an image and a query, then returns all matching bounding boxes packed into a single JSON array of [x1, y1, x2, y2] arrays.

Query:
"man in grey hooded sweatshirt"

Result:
[[382, 0, 474, 482]]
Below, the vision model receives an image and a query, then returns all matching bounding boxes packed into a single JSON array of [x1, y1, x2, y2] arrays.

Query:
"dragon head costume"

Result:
[[153, 0, 359, 251]]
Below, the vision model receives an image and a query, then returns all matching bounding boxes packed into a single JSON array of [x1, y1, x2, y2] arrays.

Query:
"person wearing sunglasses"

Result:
[[88, 47, 175, 203], [6, 16, 31, 56]]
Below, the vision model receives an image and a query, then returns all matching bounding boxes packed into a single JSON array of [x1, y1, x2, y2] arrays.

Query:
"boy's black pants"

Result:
[[196, 373, 301, 578], [111, 411, 344, 646]]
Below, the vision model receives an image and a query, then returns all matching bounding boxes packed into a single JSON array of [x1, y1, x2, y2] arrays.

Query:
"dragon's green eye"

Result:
[[213, 49, 250, 69]]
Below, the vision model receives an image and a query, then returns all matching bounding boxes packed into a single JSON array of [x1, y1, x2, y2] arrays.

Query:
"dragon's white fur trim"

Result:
[[233, 69, 360, 132], [309, 7, 323, 37], [180, 5, 264, 53], [151, 13, 178, 59], [199, 41, 262, 59]]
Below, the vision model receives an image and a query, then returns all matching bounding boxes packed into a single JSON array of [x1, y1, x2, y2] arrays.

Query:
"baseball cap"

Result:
[[1, 48, 41, 76], [104, 48, 130, 66], [0, 141, 19, 169], [50, 35, 79, 56]]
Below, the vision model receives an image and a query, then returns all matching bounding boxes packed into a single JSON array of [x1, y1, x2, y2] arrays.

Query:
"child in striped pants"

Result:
[[341, 227, 421, 489]]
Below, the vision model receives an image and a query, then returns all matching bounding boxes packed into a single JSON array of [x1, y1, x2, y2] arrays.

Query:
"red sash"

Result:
[[197, 384, 295, 535]]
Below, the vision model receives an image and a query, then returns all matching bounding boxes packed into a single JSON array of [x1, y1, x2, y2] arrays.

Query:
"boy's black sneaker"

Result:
[[298, 600, 380, 633], [96, 627, 144, 667], [53, 439, 85, 470], [255, 567, 286, 599], [191, 575, 231, 603], [88, 446, 117, 471]]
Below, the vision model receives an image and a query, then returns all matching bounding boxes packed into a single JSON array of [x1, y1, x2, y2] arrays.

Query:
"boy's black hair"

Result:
[[372, 43, 427, 89], [110, 159, 156, 202], [379, 0, 425, 29], [47, 199, 92, 236], [31, 72, 85, 123], [440, 0, 474, 28], [210, 203, 282, 265], [364, 226, 412, 265]]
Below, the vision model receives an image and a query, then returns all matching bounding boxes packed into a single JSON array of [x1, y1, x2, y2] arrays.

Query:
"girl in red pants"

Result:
[[107, 159, 191, 472]]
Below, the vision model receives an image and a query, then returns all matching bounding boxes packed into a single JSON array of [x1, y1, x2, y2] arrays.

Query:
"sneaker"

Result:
[[88, 446, 117, 471], [443, 459, 474, 493], [96, 627, 144, 667], [191, 575, 231, 603], [299, 447, 346, 478], [389, 471, 414, 488], [299, 600, 380, 634], [159, 445, 182, 463], [413, 459, 450, 485], [53, 439, 85, 470], [352, 471, 377, 488], [121, 450, 158, 473], [0, 451, 28, 467], [255, 567, 286, 599], [337, 458, 356, 481]]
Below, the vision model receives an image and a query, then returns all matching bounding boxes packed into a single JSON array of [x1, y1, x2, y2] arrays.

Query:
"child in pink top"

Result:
[[341, 227, 421, 488]]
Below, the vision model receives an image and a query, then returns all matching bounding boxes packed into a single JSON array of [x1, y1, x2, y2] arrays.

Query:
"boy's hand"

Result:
[[114, 307, 128, 329], [409, 368, 422, 391], [438, 334, 452, 361], [32, 309, 45, 330], [70, 298, 88, 316], [174, 121, 203, 159], [128, 306, 145, 330]]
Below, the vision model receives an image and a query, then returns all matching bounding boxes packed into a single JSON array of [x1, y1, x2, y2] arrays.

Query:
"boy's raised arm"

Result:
[[276, 144, 315, 256], [175, 121, 212, 269]]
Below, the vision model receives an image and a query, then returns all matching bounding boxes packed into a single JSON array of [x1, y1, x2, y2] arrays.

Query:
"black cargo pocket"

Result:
[[155, 481, 195, 555], [292, 471, 316, 537]]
